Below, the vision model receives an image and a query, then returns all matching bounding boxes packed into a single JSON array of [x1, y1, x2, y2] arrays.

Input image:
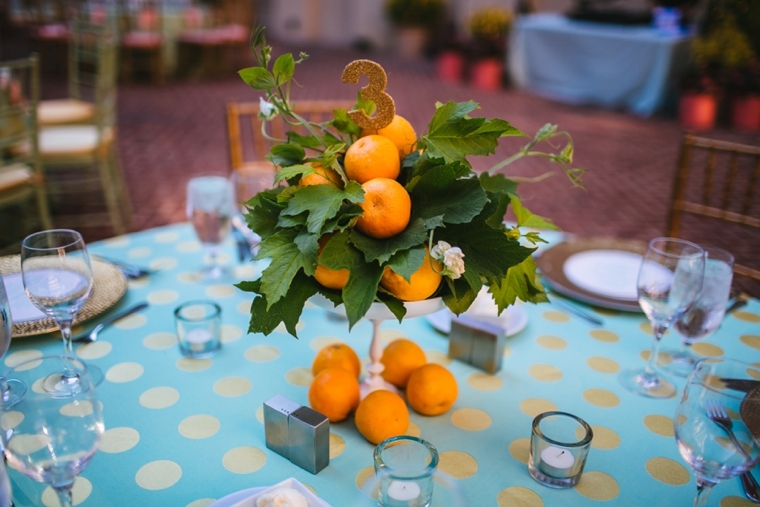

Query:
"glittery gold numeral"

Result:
[[341, 59, 395, 130]]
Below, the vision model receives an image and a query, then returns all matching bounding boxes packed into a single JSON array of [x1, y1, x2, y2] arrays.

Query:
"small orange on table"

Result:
[[355, 390, 410, 444], [355, 178, 411, 239], [380, 246, 442, 301], [308, 367, 360, 422], [406, 363, 458, 416], [344, 134, 400, 183], [361, 114, 417, 159], [312, 343, 361, 378], [380, 339, 426, 388]]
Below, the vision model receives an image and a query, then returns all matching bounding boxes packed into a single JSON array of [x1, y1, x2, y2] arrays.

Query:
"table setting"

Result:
[[0, 29, 759, 507]]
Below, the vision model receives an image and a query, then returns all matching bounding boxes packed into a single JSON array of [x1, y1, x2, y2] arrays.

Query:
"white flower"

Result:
[[258, 97, 277, 120], [431, 241, 465, 279]]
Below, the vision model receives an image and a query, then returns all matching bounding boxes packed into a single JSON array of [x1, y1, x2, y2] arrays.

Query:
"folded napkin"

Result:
[[231, 478, 330, 507]]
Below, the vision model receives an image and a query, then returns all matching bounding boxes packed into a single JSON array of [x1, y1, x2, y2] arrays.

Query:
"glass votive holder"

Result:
[[374, 435, 439, 507], [528, 411, 593, 489], [174, 301, 222, 358]]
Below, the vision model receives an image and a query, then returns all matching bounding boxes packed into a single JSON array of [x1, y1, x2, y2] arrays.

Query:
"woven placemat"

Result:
[[741, 386, 760, 444], [0, 255, 127, 338]]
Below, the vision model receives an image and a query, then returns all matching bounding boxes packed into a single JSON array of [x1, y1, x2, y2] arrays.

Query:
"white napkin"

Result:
[[231, 478, 330, 507], [2, 273, 47, 323]]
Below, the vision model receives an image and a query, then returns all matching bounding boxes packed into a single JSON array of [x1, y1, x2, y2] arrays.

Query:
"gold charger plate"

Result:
[[740, 386, 760, 444], [0, 255, 128, 338], [536, 237, 647, 312]]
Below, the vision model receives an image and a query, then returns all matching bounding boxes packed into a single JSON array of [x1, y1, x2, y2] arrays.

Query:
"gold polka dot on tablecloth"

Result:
[[153, 231, 180, 243], [147, 290, 179, 305], [128, 247, 151, 259], [0, 411, 24, 430], [8, 434, 51, 454], [128, 278, 150, 290], [355, 467, 377, 496], [721, 495, 760, 507], [140, 387, 180, 409], [221, 325, 243, 343], [426, 350, 452, 365], [734, 310, 760, 323], [310, 336, 343, 351], [646, 457, 690, 485], [136, 460, 182, 490], [150, 258, 178, 271], [60, 400, 93, 417], [177, 272, 203, 284], [330, 433, 345, 458], [405, 421, 421, 438], [451, 408, 491, 431], [76, 341, 112, 360], [508, 438, 530, 464], [467, 373, 502, 391], [748, 367, 760, 381], [176, 358, 212, 372], [537, 335, 567, 350], [100, 427, 140, 453], [587, 426, 620, 450], [520, 399, 558, 418], [245, 345, 280, 362], [143, 332, 177, 350], [741, 335, 760, 350], [104, 236, 129, 248], [237, 300, 253, 315], [497, 486, 543, 507], [286, 367, 313, 386], [543, 311, 570, 323], [214, 377, 252, 397], [275, 320, 305, 334], [206, 285, 235, 298], [256, 406, 264, 423], [115, 314, 147, 330], [31, 378, 45, 394], [583, 389, 619, 408], [106, 362, 144, 383], [179, 414, 221, 439], [586, 357, 620, 374], [187, 499, 215, 507], [42, 477, 91, 507], [5, 349, 42, 370], [223, 446, 266, 474], [233, 265, 257, 279], [640, 350, 671, 365], [529, 364, 563, 382], [589, 330, 619, 343], [504, 346, 512, 358], [644, 415, 675, 437], [640, 321, 653, 334], [692, 342, 723, 357], [438, 450, 478, 479], [574, 471, 619, 500], [380, 329, 407, 346], [177, 240, 201, 253]]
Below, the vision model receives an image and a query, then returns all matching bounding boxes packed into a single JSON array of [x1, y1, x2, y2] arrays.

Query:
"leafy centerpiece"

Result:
[[235, 28, 583, 338]]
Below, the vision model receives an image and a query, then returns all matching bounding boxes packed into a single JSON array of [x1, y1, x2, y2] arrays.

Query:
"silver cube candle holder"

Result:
[[448, 314, 506, 374]]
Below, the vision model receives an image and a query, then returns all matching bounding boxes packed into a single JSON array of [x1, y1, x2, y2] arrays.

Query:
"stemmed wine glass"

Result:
[[675, 358, 760, 506], [0, 273, 25, 407], [187, 175, 235, 280], [664, 246, 734, 378], [619, 238, 705, 399], [0, 356, 104, 507], [20, 229, 99, 395]]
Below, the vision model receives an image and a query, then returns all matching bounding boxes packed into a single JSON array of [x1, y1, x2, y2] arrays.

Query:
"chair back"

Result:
[[667, 133, 760, 288], [117, 0, 163, 34], [226, 100, 354, 171]]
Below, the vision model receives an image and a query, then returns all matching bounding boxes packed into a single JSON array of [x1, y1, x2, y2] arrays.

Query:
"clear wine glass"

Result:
[[664, 246, 734, 378], [187, 175, 235, 280], [675, 358, 760, 506], [0, 273, 25, 408], [20, 230, 99, 396], [619, 238, 704, 399], [0, 356, 104, 507]]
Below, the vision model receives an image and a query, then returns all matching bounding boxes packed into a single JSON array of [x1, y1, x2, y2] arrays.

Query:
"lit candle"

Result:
[[539, 446, 575, 477], [184, 329, 213, 351], [387, 480, 421, 501]]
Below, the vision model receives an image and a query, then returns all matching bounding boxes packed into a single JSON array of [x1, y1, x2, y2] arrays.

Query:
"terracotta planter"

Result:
[[396, 27, 427, 60], [679, 93, 717, 130], [470, 58, 503, 91], [436, 51, 464, 84], [731, 94, 760, 131]]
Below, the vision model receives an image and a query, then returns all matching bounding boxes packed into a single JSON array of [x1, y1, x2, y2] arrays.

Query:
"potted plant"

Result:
[[434, 21, 465, 84], [385, 0, 445, 60], [724, 61, 760, 131], [679, 63, 721, 130], [467, 7, 513, 91]]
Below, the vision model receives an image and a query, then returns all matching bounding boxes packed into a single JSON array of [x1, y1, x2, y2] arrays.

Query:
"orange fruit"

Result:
[[380, 246, 442, 301], [355, 178, 411, 239], [299, 163, 341, 188], [312, 343, 361, 379], [406, 363, 458, 416], [308, 367, 361, 422], [313, 235, 350, 290], [354, 390, 410, 444], [361, 115, 417, 159], [380, 339, 427, 388], [343, 135, 400, 183]]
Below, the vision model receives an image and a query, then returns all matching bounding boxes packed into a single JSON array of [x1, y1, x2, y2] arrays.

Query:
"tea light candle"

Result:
[[539, 446, 575, 476], [387, 480, 421, 501], [185, 329, 213, 344]]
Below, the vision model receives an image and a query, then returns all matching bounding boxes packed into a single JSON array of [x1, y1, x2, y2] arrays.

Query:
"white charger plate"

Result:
[[562, 249, 641, 301], [426, 302, 528, 336]]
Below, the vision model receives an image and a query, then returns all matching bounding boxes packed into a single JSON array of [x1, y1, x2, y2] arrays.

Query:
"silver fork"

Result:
[[72, 302, 149, 343], [705, 399, 760, 503]]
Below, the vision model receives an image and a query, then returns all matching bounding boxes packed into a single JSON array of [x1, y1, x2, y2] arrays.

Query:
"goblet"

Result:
[[0, 356, 104, 507], [21, 230, 99, 396], [675, 358, 760, 506], [0, 273, 25, 408], [187, 175, 235, 279], [619, 238, 704, 399], [665, 246, 734, 378]]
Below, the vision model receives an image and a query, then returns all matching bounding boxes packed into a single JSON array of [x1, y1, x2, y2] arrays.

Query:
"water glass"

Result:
[[528, 411, 593, 488], [0, 273, 25, 408], [174, 301, 222, 358], [374, 436, 438, 507], [187, 175, 235, 279], [230, 164, 274, 208]]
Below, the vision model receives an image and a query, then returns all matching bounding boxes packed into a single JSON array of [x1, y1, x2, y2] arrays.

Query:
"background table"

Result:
[[509, 13, 693, 117], [4, 223, 760, 506]]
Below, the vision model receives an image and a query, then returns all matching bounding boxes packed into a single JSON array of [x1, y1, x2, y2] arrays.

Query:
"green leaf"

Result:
[[355, 91, 376, 116], [272, 53, 295, 85], [255, 229, 313, 307], [410, 165, 487, 225], [274, 163, 311, 184], [238, 67, 277, 90], [428, 101, 479, 133], [489, 256, 548, 312], [244, 187, 286, 239], [386, 246, 426, 282], [479, 172, 518, 196], [281, 182, 364, 234], [510, 196, 558, 230], [425, 117, 507, 163], [285, 132, 321, 149], [349, 218, 428, 264], [376, 293, 406, 322], [267, 144, 305, 167], [331, 109, 362, 136]]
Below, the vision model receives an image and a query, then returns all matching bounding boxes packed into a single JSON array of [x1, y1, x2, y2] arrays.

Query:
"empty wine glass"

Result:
[[665, 246, 734, 378], [0, 273, 25, 408], [675, 358, 760, 506], [619, 238, 704, 399], [187, 175, 235, 280], [0, 356, 104, 507], [21, 230, 99, 396]]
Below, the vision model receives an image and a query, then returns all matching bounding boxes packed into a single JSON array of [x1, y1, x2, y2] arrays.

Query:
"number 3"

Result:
[[341, 59, 395, 130]]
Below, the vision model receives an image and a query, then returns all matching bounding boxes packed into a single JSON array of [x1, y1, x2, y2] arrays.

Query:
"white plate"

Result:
[[426, 302, 528, 336], [210, 478, 331, 507], [562, 250, 641, 301]]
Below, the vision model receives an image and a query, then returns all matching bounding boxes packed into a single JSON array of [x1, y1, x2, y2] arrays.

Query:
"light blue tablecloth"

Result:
[[509, 13, 693, 116], [4, 223, 759, 506]]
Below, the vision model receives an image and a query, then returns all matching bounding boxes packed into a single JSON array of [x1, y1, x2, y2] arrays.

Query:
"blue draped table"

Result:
[[4, 223, 759, 506]]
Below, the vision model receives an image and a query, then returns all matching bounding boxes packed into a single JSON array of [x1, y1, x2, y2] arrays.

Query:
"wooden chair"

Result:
[[667, 133, 760, 293], [0, 54, 53, 251], [226, 100, 355, 172], [118, 0, 164, 84]]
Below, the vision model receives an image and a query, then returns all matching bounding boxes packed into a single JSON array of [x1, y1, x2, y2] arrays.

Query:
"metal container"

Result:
[[263, 395, 301, 460], [448, 314, 506, 374], [288, 406, 330, 474]]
